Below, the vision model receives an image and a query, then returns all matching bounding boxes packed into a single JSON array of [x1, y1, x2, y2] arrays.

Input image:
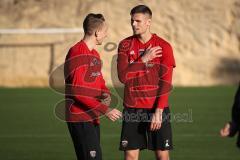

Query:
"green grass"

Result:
[[0, 86, 239, 160]]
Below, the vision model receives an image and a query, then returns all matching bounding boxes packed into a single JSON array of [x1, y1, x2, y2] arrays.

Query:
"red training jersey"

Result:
[[64, 40, 109, 124], [117, 34, 176, 109]]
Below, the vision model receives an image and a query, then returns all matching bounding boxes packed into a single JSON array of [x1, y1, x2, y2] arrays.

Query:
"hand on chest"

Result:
[[128, 44, 162, 64]]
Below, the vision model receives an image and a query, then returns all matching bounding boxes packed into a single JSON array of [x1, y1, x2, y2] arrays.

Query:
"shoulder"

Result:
[[118, 36, 135, 52], [71, 41, 88, 54], [154, 35, 176, 67], [119, 35, 135, 43], [153, 34, 173, 49], [68, 41, 88, 57]]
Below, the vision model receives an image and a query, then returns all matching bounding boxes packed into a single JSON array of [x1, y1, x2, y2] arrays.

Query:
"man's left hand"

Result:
[[150, 108, 163, 131]]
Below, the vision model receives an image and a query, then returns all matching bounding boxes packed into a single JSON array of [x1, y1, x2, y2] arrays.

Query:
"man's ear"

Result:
[[95, 30, 100, 37], [147, 18, 151, 26]]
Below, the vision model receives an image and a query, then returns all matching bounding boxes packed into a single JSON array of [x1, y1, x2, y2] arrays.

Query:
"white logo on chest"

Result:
[[139, 49, 145, 56]]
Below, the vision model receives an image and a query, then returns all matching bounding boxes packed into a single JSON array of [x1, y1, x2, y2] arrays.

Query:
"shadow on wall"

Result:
[[213, 57, 240, 84]]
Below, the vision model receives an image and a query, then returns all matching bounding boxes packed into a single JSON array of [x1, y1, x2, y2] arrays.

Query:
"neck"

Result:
[[83, 35, 96, 51], [138, 30, 152, 43]]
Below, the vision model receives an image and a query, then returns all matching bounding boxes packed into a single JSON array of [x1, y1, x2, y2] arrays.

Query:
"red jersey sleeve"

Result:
[[156, 67, 173, 109], [161, 42, 176, 68], [100, 74, 110, 94], [156, 42, 175, 109]]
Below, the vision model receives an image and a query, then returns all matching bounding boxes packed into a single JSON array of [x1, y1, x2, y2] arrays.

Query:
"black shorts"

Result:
[[67, 122, 102, 160], [119, 107, 173, 151]]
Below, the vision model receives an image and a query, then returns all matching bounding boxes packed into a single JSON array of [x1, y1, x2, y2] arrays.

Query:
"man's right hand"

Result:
[[105, 108, 122, 122], [141, 44, 162, 63], [220, 122, 231, 137]]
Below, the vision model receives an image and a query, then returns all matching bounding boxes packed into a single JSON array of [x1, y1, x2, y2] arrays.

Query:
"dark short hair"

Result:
[[83, 13, 105, 35], [130, 5, 152, 18]]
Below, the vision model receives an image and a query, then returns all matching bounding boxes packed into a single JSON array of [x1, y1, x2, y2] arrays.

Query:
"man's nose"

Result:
[[132, 21, 137, 26]]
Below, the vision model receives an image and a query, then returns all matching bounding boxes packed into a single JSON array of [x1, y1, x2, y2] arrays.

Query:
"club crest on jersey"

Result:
[[90, 150, 96, 158], [90, 57, 100, 66], [139, 49, 145, 56]]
